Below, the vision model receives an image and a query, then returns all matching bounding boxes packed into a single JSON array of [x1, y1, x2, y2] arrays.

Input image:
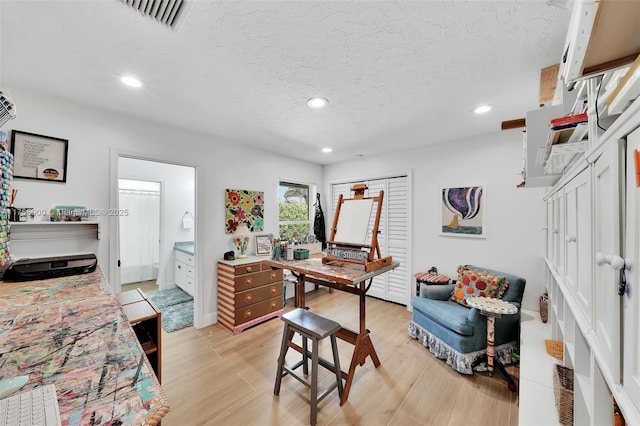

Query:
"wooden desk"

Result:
[[0, 269, 169, 425], [268, 255, 399, 405]]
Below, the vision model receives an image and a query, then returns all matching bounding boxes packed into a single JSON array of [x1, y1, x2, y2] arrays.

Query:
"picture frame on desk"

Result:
[[10, 130, 68, 183], [255, 234, 271, 256], [440, 185, 486, 238]]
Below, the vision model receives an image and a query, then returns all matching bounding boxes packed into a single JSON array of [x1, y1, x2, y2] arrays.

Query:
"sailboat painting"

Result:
[[441, 186, 485, 238]]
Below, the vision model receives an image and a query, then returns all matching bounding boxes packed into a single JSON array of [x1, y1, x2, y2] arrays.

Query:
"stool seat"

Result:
[[281, 308, 341, 340], [274, 308, 343, 426]]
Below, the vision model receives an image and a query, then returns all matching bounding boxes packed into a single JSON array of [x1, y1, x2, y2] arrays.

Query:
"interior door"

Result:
[[592, 141, 623, 384], [624, 128, 640, 408]]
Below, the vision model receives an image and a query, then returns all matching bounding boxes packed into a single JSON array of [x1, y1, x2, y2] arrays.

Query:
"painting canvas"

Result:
[[225, 189, 264, 234], [441, 186, 485, 238]]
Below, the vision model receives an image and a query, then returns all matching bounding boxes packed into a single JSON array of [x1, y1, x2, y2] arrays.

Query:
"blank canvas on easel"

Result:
[[333, 199, 374, 245]]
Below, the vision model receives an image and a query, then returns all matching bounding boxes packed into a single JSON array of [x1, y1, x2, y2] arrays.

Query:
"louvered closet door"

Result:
[[331, 176, 409, 305]]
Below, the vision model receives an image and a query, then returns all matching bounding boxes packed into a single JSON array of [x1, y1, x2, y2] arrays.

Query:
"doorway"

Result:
[[114, 155, 196, 331]]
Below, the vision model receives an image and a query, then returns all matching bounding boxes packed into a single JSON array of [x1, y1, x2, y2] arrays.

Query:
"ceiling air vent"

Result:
[[118, 0, 187, 30]]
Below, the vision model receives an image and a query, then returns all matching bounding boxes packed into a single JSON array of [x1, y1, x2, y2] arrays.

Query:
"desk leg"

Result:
[[295, 274, 306, 308], [339, 289, 380, 405]]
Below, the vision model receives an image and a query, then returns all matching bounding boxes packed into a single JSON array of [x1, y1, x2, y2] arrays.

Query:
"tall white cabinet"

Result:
[[543, 92, 640, 426]]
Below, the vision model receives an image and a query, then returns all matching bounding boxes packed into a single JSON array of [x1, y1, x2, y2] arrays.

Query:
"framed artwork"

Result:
[[10, 130, 68, 182], [225, 188, 264, 234], [254, 234, 271, 256], [441, 185, 485, 238]]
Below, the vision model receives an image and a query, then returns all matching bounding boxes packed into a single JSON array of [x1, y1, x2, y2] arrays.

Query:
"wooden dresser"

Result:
[[217, 257, 284, 334]]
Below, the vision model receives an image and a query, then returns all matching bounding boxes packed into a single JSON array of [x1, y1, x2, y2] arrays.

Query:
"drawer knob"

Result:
[[245, 310, 252, 318], [245, 294, 253, 302], [245, 278, 252, 286], [271, 287, 276, 294], [246, 266, 252, 272], [271, 302, 276, 308], [270, 272, 276, 279]]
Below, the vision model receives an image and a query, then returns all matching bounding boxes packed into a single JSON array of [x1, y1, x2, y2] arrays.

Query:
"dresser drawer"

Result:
[[235, 283, 283, 309], [175, 250, 194, 265], [235, 295, 283, 323], [234, 268, 283, 291], [234, 262, 263, 275]]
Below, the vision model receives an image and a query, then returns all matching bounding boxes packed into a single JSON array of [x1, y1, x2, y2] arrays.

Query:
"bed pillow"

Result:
[[451, 269, 506, 307]]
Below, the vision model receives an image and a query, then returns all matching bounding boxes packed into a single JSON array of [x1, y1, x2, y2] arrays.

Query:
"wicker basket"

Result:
[[553, 364, 574, 426], [539, 293, 549, 323]]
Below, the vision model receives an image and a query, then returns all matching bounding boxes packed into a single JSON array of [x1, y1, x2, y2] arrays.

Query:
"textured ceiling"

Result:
[[0, 1, 572, 165]]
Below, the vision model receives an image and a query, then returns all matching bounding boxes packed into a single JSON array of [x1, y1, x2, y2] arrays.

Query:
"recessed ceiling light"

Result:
[[322, 147, 333, 153], [307, 97, 328, 109], [121, 75, 142, 88], [473, 104, 492, 114]]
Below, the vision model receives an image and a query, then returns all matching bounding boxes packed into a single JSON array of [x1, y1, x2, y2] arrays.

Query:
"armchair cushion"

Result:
[[411, 296, 475, 336]]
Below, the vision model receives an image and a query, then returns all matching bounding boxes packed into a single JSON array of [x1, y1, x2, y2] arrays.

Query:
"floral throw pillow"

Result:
[[451, 269, 507, 307]]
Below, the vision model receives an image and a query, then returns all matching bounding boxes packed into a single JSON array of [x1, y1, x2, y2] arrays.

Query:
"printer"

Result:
[[3, 253, 97, 281]]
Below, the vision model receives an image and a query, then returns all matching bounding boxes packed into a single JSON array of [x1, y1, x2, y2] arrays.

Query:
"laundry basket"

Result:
[[553, 364, 574, 426]]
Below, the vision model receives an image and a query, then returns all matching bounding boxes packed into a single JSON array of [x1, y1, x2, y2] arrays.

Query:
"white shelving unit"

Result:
[[9, 221, 101, 240], [520, 1, 640, 424]]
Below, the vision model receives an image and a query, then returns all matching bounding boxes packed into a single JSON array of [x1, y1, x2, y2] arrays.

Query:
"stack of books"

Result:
[[550, 113, 588, 130]]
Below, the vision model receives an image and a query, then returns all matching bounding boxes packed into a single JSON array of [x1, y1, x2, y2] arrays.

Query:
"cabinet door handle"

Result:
[[596, 252, 631, 270], [178, 264, 182, 269]]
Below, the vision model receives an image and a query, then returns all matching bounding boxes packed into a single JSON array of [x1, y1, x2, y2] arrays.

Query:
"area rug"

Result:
[[147, 287, 193, 333]]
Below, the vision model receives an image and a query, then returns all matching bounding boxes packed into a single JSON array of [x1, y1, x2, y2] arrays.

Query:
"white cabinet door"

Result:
[[624, 128, 640, 408], [551, 190, 565, 277], [592, 141, 623, 384], [564, 168, 592, 328]]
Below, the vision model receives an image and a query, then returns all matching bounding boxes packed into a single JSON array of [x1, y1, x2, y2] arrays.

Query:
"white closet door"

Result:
[[624, 129, 640, 408], [563, 168, 592, 328], [364, 179, 387, 300], [385, 176, 409, 305], [331, 176, 410, 305], [592, 141, 623, 384]]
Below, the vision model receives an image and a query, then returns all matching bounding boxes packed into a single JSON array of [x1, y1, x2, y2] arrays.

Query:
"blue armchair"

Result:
[[408, 265, 526, 374]]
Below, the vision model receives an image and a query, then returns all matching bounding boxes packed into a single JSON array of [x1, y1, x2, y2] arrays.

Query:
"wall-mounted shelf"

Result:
[[9, 221, 101, 241]]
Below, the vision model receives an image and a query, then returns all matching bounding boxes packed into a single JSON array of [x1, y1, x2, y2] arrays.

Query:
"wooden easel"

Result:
[[322, 183, 393, 272]]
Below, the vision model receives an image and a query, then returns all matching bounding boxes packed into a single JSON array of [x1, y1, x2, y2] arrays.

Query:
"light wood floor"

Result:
[[121, 279, 158, 295], [161, 288, 519, 426]]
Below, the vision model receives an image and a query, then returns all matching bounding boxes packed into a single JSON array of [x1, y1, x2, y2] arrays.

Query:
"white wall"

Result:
[[6, 87, 324, 327], [323, 131, 547, 311], [119, 157, 195, 289]]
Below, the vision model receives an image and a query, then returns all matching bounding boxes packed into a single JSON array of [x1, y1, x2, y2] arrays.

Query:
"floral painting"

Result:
[[441, 185, 485, 238], [225, 189, 264, 233]]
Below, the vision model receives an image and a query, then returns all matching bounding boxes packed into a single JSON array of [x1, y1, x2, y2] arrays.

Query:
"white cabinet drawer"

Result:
[[175, 249, 194, 265], [175, 260, 194, 278]]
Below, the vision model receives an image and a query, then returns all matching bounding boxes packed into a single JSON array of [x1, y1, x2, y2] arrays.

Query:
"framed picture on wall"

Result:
[[440, 185, 486, 238], [255, 234, 271, 256], [10, 130, 68, 182]]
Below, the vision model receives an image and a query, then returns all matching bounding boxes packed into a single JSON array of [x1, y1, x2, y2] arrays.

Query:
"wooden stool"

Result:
[[274, 308, 343, 426]]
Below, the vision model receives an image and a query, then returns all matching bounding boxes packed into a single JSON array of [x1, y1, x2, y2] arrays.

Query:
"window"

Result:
[[278, 181, 312, 241]]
